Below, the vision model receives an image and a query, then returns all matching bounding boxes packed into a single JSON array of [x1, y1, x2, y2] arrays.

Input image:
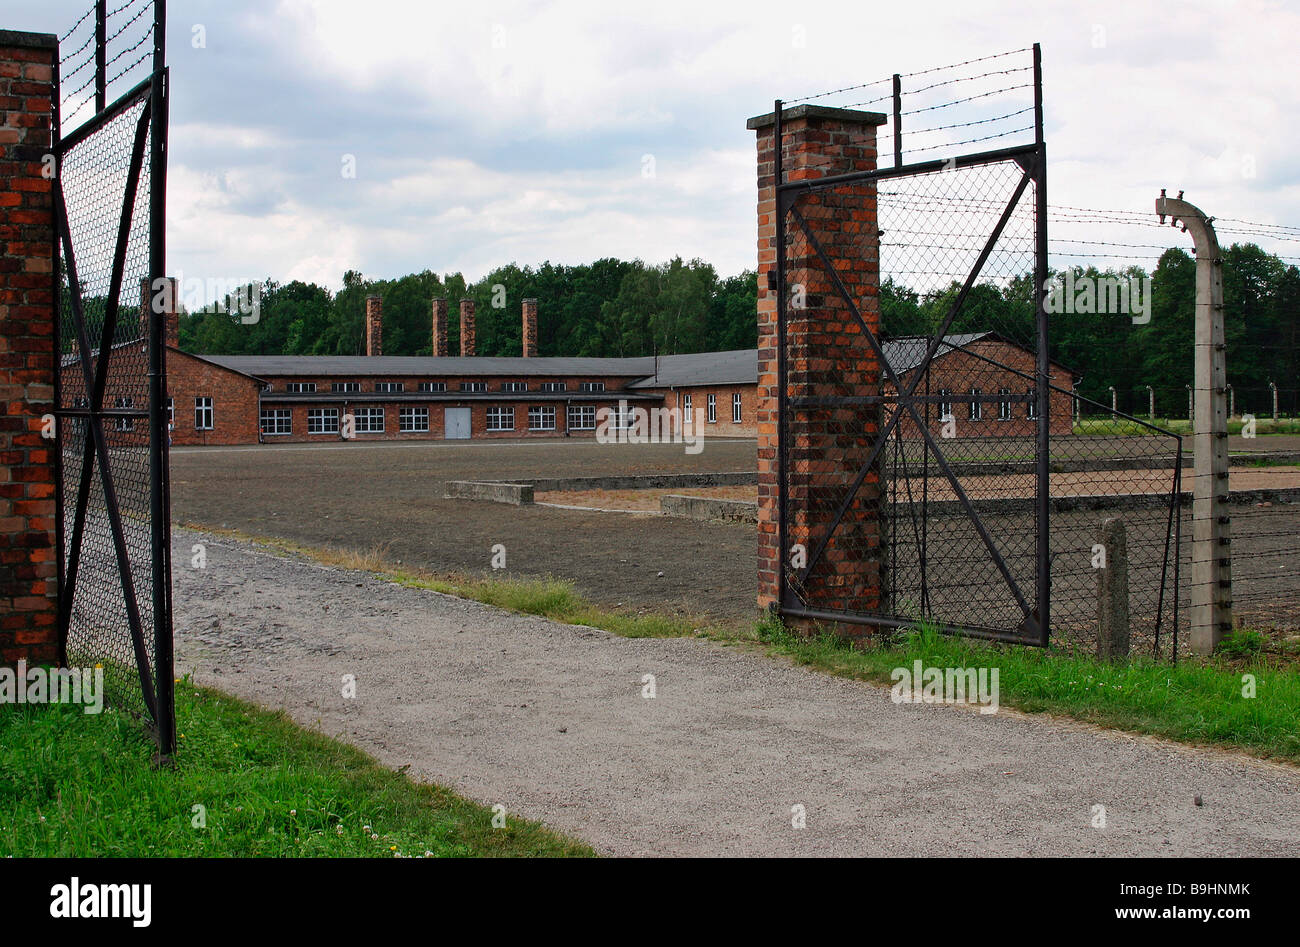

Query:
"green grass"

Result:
[[1073, 416, 1300, 437], [754, 616, 1300, 764], [0, 677, 594, 857]]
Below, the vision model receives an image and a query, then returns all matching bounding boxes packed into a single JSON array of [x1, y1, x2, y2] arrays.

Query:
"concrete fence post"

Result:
[[1096, 517, 1129, 660], [1157, 192, 1233, 655]]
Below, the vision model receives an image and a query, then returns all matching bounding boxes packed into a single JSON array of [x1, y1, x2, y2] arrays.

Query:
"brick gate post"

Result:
[[0, 30, 58, 666], [749, 104, 887, 634]]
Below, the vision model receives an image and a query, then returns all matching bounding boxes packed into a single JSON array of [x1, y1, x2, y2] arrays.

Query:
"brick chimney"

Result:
[[142, 276, 179, 349], [365, 295, 383, 356], [431, 297, 448, 357], [521, 298, 538, 357], [459, 298, 476, 356]]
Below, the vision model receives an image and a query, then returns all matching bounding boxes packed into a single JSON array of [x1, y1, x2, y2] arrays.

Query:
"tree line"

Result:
[[177, 245, 1298, 417]]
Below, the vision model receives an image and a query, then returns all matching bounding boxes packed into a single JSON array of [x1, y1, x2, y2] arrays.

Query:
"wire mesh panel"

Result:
[[54, 0, 173, 751]]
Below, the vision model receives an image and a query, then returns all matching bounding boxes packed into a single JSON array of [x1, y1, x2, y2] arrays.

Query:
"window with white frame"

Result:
[[375, 382, 403, 393], [354, 407, 384, 433], [707, 393, 717, 423], [579, 381, 605, 392], [528, 405, 556, 431], [502, 381, 528, 392], [398, 406, 428, 432], [540, 382, 566, 392], [1026, 387, 1038, 419], [419, 381, 447, 393], [997, 388, 1012, 421], [332, 382, 359, 393], [260, 408, 291, 435], [486, 406, 514, 431], [195, 396, 214, 430], [567, 404, 596, 430], [602, 404, 635, 430], [262, 382, 273, 392], [307, 408, 340, 435], [683, 393, 692, 423], [938, 389, 953, 420], [114, 396, 134, 432], [460, 381, 488, 392], [968, 388, 982, 421], [167, 397, 174, 426], [733, 392, 743, 424], [286, 382, 316, 393]]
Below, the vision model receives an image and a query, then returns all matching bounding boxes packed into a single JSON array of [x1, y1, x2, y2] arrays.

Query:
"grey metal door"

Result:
[[444, 407, 471, 439]]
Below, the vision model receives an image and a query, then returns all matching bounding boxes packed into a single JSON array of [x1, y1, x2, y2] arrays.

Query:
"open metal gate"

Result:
[[53, 0, 173, 752], [772, 46, 1185, 654]]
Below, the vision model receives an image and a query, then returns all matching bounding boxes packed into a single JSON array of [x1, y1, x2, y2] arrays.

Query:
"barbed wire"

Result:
[[786, 46, 1032, 106]]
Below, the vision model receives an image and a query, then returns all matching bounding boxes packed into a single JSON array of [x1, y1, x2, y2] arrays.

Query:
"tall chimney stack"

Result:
[[431, 297, 448, 357], [142, 276, 179, 349], [459, 298, 476, 356], [365, 295, 383, 356], [521, 298, 538, 358]]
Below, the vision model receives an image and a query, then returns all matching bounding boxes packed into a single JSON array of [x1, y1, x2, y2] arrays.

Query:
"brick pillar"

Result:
[[0, 30, 58, 666], [459, 298, 475, 357], [749, 103, 887, 633], [521, 298, 538, 357], [365, 294, 382, 356], [431, 297, 448, 357]]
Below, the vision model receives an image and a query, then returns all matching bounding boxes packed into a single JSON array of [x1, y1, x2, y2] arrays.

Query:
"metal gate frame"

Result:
[[53, 0, 173, 754], [771, 45, 1050, 645]]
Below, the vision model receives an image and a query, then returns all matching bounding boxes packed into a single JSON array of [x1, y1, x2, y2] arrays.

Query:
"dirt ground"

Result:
[[536, 485, 756, 512], [170, 439, 761, 626]]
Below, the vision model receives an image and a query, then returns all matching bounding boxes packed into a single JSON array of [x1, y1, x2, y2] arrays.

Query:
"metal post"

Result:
[[94, 1, 107, 113], [1227, 383, 1234, 419], [892, 74, 902, 168], [1270, 380, 1278, 421], [1185, 384, 1193, 422], [1032, 41, 1049, 644], [1156, 192, 1232, 655], [1109, 385, 1116, 414], [148, 0, 174, 757], [1146, 384, 1155, 420]]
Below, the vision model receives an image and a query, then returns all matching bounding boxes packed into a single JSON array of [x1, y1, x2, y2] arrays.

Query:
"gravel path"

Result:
[[173, 527, 1300, 857]]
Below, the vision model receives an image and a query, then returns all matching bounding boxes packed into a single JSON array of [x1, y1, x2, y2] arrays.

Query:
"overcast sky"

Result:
[[12, 0, 1300, 298]]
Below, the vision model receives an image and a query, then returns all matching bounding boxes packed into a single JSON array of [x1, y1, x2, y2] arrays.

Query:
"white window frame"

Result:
[[540, 382, 566, 392], [419, 381, 447, 393], [938, 389, 953, 420], [332, 382, 360, 393], [1026, 387, 1038, 420], [286, 382, 317, 393], [114, 396, 134, 432], [375, 382, 404, 393], [707, 393, 717, 423], [195, 396, 214, 431], [486, 406, 514, 431], [260, 408, 292, 436], [398, 406, 429, 433], [460, 381, 488, 393], [502, 381, 528, 393], [567, 404, 596, 430], [528, 405, 556, 431], [733, 392, 743, 424], [683, 393, 692, 424], [307, 408, 340, 435], [354, 407, 384, 433], [968, 388, 982, 421], [579, 381, 605, 393], [997, 388, 1012, 421]]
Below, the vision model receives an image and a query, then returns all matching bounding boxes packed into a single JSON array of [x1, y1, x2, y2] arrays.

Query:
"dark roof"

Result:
[[879, 332, 993, 375], [201, 354, 658, 378], [625, 350, 758, 388]]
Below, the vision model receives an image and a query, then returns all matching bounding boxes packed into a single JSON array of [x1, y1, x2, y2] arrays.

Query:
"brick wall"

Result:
[[459, 299, 475, 356], [431, 297, 448, 357], [750, 104, 887, 632], [0, 30, 57, 666], [640, 384, 759, 437], [365, 295, 382, 357], [166, 351, 262, 446], [521, 298, 538, 358]]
